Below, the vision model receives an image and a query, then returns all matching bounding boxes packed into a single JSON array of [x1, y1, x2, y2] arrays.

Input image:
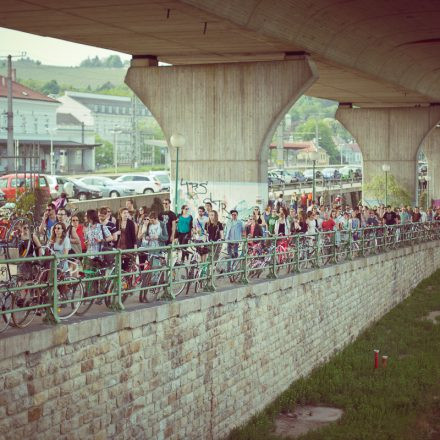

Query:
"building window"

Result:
[[101, 105, 105, 113]]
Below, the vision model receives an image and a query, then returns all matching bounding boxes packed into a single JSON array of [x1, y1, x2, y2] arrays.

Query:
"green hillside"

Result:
[[0, 60, 127, 90]]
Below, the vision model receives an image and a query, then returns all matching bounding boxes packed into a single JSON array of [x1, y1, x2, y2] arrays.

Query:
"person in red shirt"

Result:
[[321, 210, 336, 232]]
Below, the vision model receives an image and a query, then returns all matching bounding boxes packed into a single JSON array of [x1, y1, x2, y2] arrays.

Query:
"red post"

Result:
[[382, 356, 388, 368], [374, 349, 379, 369]]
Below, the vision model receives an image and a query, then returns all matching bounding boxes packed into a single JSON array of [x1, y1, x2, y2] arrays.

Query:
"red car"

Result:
[[0, 174, 51, 201]]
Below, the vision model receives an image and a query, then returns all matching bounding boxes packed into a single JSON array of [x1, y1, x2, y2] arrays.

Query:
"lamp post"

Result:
[[382, 164, 390, 205], [425, 175, 431, 210], [111, 128, 122, 174], [47, 128, 57, 175], [310, 151, 319, 203], [170, 133, 185, 210]]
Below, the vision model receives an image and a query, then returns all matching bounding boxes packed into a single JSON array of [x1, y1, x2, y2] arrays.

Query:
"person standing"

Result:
[[176, 205, 193, 261], [159, 198, 177, 244], [67, 214, 86, 255], [205, 210, 224, 261], [224, 210, 244, 269], [50, 222, 71, 272], [193, 206, 209, 240], [115, 208, 137, 270], [39, 202, 58, 241]]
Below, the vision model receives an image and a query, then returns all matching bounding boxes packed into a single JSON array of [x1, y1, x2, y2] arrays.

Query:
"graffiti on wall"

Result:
[[176, 178, 265, 221]]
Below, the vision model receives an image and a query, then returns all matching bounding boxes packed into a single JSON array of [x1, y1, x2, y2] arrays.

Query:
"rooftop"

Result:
[[0, 75, 58, 103]]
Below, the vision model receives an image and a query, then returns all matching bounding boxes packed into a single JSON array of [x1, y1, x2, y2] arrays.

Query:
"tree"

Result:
[[94, 135, 114, 167], [364, 174, 411, 207], [295, 118, 340, 164], [104, 55, 123, 68], [41, 79, 60, 95]]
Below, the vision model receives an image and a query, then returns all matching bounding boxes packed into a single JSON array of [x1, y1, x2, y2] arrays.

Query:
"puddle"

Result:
[[275, 405, 343, 438], [425, 311, 440, 324]]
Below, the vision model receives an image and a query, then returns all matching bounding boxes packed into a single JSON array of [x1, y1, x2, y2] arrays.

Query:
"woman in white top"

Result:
[[50, 222, 71, 272], [306, 211, 318, 235], [274, 209, 291, 236]]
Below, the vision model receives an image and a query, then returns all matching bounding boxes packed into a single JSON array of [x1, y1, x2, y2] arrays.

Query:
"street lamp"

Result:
[[309, 151, 320, 203], [382, 164, 390, 205], [425, 175, 431, 210], [47, 128, 57, 175], [170, 133, 185, 210], [110, 128, 122, 174]]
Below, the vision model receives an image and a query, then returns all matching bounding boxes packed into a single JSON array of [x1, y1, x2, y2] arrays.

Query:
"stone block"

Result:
[[28, 406, 42, 423], [68, 319, 100, 344], [178, 298, 201, 317]]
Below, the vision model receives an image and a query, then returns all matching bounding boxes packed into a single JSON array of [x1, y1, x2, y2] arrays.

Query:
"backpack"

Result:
[[99, 225, 115, 265]]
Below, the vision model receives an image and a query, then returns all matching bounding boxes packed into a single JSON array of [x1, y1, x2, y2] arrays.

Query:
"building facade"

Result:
[[0, 76, 97, 174], [57, 91, 160, 167]]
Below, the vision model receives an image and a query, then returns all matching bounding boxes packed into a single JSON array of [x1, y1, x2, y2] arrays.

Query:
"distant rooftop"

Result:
[[65, 90, 131, 102], [269, 140, 317, 151], [56, 113, 82, 125], [0, 75, 58, 103]]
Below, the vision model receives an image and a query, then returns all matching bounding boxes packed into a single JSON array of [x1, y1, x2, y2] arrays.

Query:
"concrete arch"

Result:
[[125, 57, 318, 215], [335, 105, 440, 205]]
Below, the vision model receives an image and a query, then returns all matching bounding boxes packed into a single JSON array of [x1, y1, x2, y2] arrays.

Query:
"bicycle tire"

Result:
[[0, 290, 12, 332], [54, 277, 83, 320], [75, 278, 97, 316], [169, 263, 187, 297], [11, 281, 39, 328]]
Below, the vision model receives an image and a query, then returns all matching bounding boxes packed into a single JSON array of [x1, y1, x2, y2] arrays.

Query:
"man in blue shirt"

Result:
[[224, 210, 244, 273]]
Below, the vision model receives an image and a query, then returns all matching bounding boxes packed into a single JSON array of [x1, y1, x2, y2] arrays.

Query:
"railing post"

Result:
[[114, 250, 124, 311], [348, 229, 353, 260], [332, 230, 338, 263], [267, 235, 277, 279], [207, 241, 216, 292], [241, 237, 249, 284], [45, 255, 60, 324], [294, 234, 300, 272], [361, 228, 366, 256], [314, 232, 320, 267], [165, 243, 175, 300]]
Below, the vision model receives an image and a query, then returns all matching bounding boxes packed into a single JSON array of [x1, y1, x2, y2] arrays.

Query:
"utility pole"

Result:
[[6, 55, 14, 171], [2, 52, 26, 172], [131, 96, 137, 168]]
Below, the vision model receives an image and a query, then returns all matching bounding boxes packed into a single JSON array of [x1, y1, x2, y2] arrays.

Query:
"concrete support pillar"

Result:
[[336, 106, 440, 205], [126, 57, 318, 217], [421, 127, 440, 205]]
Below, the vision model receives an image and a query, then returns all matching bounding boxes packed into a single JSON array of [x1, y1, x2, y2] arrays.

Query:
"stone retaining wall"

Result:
[[0, 242, 439, 439]]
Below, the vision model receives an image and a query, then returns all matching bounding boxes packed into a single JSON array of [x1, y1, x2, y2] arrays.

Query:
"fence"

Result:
[[0, 221, 439, 333]]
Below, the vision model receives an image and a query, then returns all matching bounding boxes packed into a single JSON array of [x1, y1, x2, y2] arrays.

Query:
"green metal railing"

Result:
[[0, 221, 439, 332]]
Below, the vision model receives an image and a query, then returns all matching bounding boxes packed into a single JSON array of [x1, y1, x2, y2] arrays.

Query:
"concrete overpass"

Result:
[[3, 1, 440, 208]]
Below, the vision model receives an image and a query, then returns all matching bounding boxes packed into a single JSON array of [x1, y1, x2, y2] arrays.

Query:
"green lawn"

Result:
[[1, 63, 126, 89], [228, 270, 440, 440]]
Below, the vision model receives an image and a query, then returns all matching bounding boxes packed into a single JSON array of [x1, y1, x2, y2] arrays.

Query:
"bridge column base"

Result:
[[125, 57, 318, 217], [421, 127, 440, 207], [336, 106, 440, 206]]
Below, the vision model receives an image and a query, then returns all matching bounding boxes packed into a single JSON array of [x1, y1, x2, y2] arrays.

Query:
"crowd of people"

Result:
[[15, 193, 440, 278]]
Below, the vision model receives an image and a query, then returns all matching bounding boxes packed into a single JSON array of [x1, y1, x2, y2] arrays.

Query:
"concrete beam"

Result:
[[336, 106, 440, 205], [126, 58, 318, 215]]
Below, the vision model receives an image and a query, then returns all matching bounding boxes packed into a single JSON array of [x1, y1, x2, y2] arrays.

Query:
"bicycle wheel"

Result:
[[11, 281, 40, 328], [0, 290, 12, 332], [169, 263, 187, 297], [54, 277, 83, 320], [140, 272, 159, 303]]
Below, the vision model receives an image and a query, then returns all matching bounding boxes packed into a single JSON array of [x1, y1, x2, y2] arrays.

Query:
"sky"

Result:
[[0, 28, 131, 66]]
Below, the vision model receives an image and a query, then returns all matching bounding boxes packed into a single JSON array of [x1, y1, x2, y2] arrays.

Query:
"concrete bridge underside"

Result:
[[3, 1, 440, 206]]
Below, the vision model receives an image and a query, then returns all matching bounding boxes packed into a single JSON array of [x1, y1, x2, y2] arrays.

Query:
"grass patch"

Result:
[[228, 270, 440, 440]]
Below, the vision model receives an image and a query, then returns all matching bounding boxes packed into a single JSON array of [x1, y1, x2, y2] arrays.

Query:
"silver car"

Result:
[[78, 176, 136, 198]]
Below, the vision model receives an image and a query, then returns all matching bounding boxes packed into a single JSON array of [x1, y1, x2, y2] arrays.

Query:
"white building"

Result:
[[0, 76, 97, 173], [57, 91, 155, 166]]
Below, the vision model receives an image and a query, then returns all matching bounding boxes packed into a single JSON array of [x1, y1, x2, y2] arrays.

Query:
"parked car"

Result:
[[321, 168, 341, 181], [268, 173, 284, 186], [302, 169, 322, 182], [115, 174, 162, 194], [44, 174, 62, 199], [56, 177, 102, 200], [148, 171, 170, 191], [78, 176, 136, 198], [339, 166, 355, 180], [290, 171, 306, 183], [0, 174, 51, 201]]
